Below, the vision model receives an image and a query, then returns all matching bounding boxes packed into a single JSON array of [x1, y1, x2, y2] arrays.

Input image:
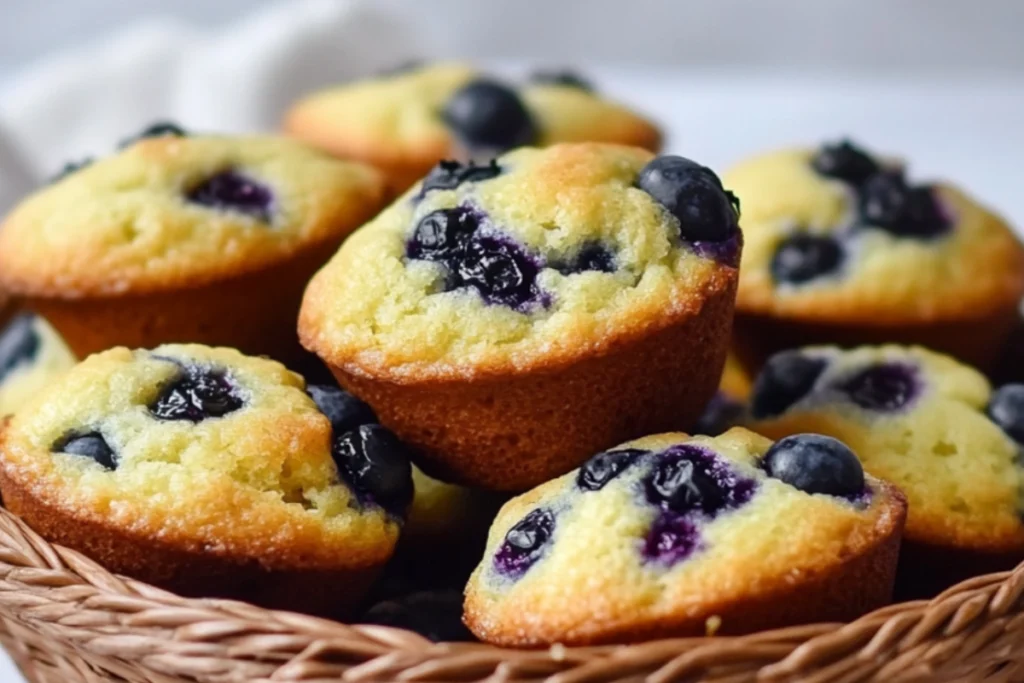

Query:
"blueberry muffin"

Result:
[[0, 123, 387, 364], [464, 428, 906, 645], [299, 144, 742, 490], [0, 314, 77, 416], [693, 350, 751, 436], [724, 140, 1024, 371], [0, 344, 414, 614], [284, 63, 661, 192], [746, 345, 1024, 593]]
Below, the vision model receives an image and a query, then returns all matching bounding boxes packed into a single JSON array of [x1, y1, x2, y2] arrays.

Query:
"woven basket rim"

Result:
[[1, 504, 1022, 682]]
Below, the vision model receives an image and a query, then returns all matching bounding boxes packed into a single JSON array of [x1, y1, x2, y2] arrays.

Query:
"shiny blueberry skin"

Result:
[[187, 169, 274, 221], [0, 314, 40, 382], [750, 351, 828, 419], [494, 508, 554, 578], [363, 590, 473, 642], [988, 384, 1024, 444], [839, 363, 919, 412], [577, 448, 643, 491], [307, 384, 377, 435], [332, 424, 414, 516], [645, 446, 756, 516], [692, 392, 746, 437], [48, 158, 93, 184], [456, 235, 542, 309], [119, 121, 187, 148], [408, 207, 479, 262], [54, 432, 117, 471], [528, 69, 594, 92], [636, 155, 740, 244], [771, 233, 844, 285], [442, 79, 537, 152], [811, 140, 879, 186], [859, 172, 950, 238], [762, 434, 865, 498], [149, 366, 244, 422], [419, 159, 502, 196], [553, 243, 617, 275]]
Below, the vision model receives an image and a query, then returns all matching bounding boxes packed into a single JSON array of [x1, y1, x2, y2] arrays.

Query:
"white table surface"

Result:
[[2, 67, 1024, 681]]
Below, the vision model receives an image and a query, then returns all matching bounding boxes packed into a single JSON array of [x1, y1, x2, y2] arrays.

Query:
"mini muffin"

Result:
[[464, 428, 906, 645], [693, 349, 751, 436], [0, 344, 414, 615], [284, 63, 661, 191], [0, 123, 388, 365], [0, 314, 77, 416], [300, 144, 742, 490], [746, 345, 1024, 594], [724, 140, 1024, 371]]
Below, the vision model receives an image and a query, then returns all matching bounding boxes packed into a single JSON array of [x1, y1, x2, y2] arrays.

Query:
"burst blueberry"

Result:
[[762, 434, 864, 497], [771, 233, 844, 285], [0, 314, 40, 382], [554, 243, 616, 275], [529, 69, 594, 92], [577, 448, 643, 491], [332, 424, 414, 516], [149, 366, 243, 422], [307, 384, 377, 435], [494, 508, 554, 577], [839, 363, 919, 411], [648, 452, 727, 514], [419, 159, 502, 196], [859, 171, 949, 238], [750, 351, 828, 419], [54, 431, 117, 471], [636, 155, 740, 243], [187, 169, 274, 221], [643, 512, 702, 565], [810, 140, 879, 186], [454, 235, 541, 309], [442, 79, 537, 151], [407, 207, 478, 261], [986, 384, 1024, 445]]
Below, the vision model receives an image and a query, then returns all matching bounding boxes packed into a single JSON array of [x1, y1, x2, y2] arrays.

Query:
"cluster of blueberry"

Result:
[[772, 140, 951, 286]]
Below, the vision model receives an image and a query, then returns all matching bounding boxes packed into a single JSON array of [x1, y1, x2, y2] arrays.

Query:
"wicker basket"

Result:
[[1, 506, 1023, 683]]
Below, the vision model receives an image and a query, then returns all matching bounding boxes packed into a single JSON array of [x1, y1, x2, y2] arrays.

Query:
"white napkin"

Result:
[[0, 0, 431, 210]]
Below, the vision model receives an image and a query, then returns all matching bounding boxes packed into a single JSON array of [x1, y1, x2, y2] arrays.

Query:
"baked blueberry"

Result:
[[770, 233, 844, 285], [149, 366, 244, 422], [529, 69, 594, 92], [48, 158, 93, 184], [636, 155, 740, 243], [419, 159, 502, 196], [810, 140, 879, 186], [187, 169, 274, 221], [407, 207, 478, 262], [859, 171, 949, 238], [363, 590, 473, 642], [986, 384, 1024, 445], [839, 363, 919, 411], [494, 508, 554, 577], [647, 450, 728, 514], [643, 512, 701, 565], [442, 79, 537, 152], [454, 235, 541, 309], [332, 424, 414, 515], [120, 121, 187, 148], [307, 384, 377, 435], [762, 434, 864, 498], [577, 448, 643, 491], [554, 243, 616, 275], [53, 431, 117, 471], [0, 314, 40, 382], [750, 351, 828, 419]]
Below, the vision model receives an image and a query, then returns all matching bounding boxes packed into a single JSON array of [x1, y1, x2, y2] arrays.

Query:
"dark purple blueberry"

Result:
[[48, 158, 93, 184], [839, 363, 919, 412], [770, 233, 844, 285], [987, 384, 1024, 445], [442, 79, 537, 152], [636, 155, 740, 243], [528, 69, 594, 92], [494, 508, 554, 578], [692, 392, 746, 436], [577, 448, 643, 491], [762, 434, 864, 497], [149, 366, 243, 422], [750, 351, 828, 419], [859, 172, 950, 238], [363, 590, 473, 642], [332, 424, 414, 516], [553, 243, 616, 275], [648, 452, 727, 514], [643, 513, 702, 565], [187, 169, 273, 222], [407, 207, 479, 262], [0, 314, 39, 382], [53, 432, 117, 471], [307, 384, 377, 435], [119, 121, 187, 148], [454, 235, 541, 309], [419, 159, 502, 196], [811, 140, 879, 186]]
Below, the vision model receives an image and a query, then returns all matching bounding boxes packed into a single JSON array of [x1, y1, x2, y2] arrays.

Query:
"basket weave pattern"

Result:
[[0, 508, 1022, 682]]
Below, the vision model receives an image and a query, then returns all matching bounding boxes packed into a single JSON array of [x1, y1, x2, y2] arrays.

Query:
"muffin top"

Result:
[[0, 314, 77, 417], [300, 143, 741, 380], [0, 344, 414, 570], [284, 63, 661, 180], [464, 428, 903, 645], [0, 125, 387, 297], [747, 345, 1024, 553], [724, 140, 1024, 323]]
